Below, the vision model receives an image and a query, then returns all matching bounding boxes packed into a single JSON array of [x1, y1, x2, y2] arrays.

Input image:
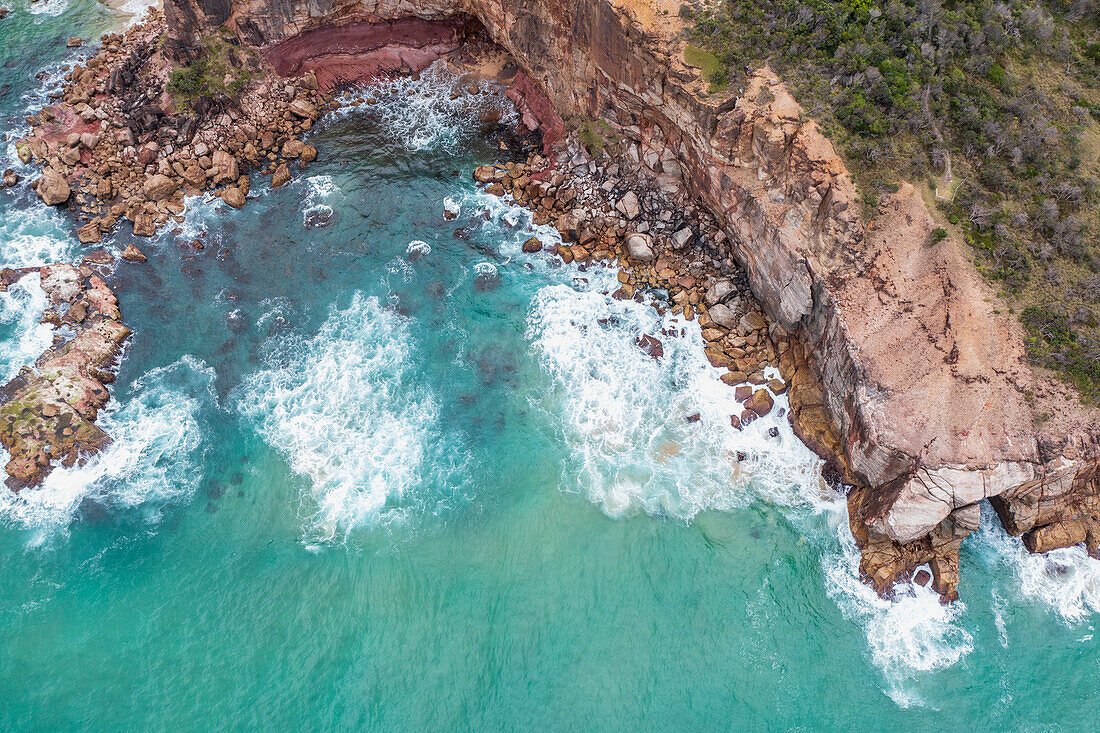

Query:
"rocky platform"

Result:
[[0, 261, 130, 490]]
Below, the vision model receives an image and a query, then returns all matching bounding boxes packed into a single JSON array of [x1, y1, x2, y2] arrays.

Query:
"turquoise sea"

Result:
[[0, 2, 1098, 729]]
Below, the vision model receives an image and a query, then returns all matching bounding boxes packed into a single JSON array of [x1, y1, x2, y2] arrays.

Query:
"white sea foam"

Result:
[[338, 64, 517, 153], [27, 0, 70, 17], [300, 174, 337, 227], [527, 272, 822, 520], [0, 357, 213, 541], [236, 292, 463, 541], [406, 240, 431, 257], [975, 508, 1100, 623], [0, 273, 54, 382], [821, 505, 974, 708]]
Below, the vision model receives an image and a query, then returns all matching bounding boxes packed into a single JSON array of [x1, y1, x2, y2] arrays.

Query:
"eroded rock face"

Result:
[[0, 264, 130, 490], [161, 0, 1100, 599]]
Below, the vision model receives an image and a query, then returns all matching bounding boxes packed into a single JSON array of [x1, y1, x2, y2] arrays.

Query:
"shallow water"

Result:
[[0, 4, 1098, 730]]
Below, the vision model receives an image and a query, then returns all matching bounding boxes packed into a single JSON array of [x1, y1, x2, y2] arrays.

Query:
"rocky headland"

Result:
[[0, 258, 130, 490], [18, 0, 1100, 600]]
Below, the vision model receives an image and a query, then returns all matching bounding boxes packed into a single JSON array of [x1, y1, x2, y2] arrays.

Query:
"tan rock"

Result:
[[36, 168, 70, 206], [271, 163, 290, 188], [142, 173, 177, 202], [120, 244, 147, 262], [220, 186, 246, 209]]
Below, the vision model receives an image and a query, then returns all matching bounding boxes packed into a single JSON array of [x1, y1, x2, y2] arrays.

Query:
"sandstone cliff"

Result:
[[160, 0, 1100, 596]]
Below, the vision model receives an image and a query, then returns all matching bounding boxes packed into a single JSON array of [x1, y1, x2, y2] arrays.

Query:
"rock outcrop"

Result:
[[0, 263, 130, 490], [159, 0, 1100, 596]]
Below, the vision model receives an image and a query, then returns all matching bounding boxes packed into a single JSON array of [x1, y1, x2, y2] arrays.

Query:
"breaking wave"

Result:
[[0, 273, 54, 382], [822, 506, 975, 708], [975, 508, 1100, 623], [0, 357, 214, 541], [335, 64, 517, 153], [235, 292, 466, 541]]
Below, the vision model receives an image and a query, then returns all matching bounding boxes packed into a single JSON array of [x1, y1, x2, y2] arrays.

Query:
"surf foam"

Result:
[[0, 356, 214, 541], [236, 292, 464, 541], [0, 273, 54, 382], [336, 64, 517, 154]]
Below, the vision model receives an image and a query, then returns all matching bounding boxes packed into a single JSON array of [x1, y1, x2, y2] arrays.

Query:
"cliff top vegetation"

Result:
[[685, 0, 1100, 400]]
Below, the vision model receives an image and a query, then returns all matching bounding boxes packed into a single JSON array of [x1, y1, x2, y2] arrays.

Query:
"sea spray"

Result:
[[334, 65, 518, 154], [821, 505, 975, 708], [526, 278, 823, 519], [0, 273, 54, 382], [974, 507, 1100, 623], [236, 292, 468, 541], [0, 356, 213, 540]]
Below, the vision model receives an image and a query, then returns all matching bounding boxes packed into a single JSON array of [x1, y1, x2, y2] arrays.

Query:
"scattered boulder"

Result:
[[707, 303, 740, 329], [211, 150, 239, 185], [2, 169, 20, 188], [288, 97, 318, 118], [616, 191, 641, 219], [36, 168, 70, 206], [705, 279, 735, 305], [522, 237, 543, 253], [271, 163, 290, 188], [624, 232, 655, 261], [220, 186, 246, 209], [76, 222, 102, 244], [636, 334, 664, 359], [120, 244, 146, 262], [746, 389, 774, 417], [142, 173, 177, 202]]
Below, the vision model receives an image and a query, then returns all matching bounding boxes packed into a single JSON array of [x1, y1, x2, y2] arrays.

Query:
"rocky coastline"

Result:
[[0, 258, 130, 490], [16, 0, 1100, 601]]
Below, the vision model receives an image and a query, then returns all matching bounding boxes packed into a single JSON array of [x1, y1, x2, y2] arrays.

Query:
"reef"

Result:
[[21, 0, 1100, 597], [0, 259, 130, 490]]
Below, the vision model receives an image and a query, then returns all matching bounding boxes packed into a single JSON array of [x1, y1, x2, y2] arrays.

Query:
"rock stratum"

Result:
[[60, 0, 1100, 596]]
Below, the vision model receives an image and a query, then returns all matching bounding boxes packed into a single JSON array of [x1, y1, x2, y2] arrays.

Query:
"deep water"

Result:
[[1, 3, 1098, 730]]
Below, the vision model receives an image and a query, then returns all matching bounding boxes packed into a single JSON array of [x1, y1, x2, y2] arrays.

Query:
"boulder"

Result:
[[182, 164, 206, 188], [671, 227, 693, 249], [746, 389, 774, 417], [120, 244, 146, 262], [132, 213, 156, 237], [36, 169, 70, 206], [271, 163, 290, 188], [2, 169, 19, 188], [705, 279, 735, 305], [473, 165, 497, 183], [739, 309, 768, 333], [281, 139, 304, 159], [76, 222, 102, 244], [616, 191, 641, 219], [299, 144, 317, 163], [288, 97, 318, 119], [636, 334, 664, 359], [220, 186, 246, 209], [624, 232, 655, 261], [522, 237, 543, 253], [211, 150, 239, 184], [707, 303, 739, 329], [142, 173, 177, 202]]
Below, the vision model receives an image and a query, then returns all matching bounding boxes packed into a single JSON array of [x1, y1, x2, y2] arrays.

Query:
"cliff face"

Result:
[[162, 0, 1100, 593]]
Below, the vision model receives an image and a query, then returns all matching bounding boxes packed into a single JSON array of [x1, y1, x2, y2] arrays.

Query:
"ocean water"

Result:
[[1, 4, 1098, 730]]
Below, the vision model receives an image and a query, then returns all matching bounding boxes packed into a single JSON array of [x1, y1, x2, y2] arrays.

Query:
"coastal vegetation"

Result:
[[685, 0, 1100, 398], [167, 27, 259, 109]]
